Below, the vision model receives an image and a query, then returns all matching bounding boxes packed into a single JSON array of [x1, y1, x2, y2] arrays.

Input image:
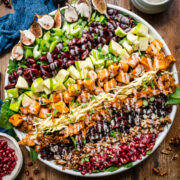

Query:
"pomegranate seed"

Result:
[[27, 162, 33, 166], [33, 169, 40, 175], [25, 170, 29, 176]]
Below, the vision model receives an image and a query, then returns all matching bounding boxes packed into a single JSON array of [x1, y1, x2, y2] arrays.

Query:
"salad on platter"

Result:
[[0, 0, 179, 175]]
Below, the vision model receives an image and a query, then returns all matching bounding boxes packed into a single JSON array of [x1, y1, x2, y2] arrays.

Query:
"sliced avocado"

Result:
[[43, 78, 53, 91], [115, 27, 127, 37], [67, 65, 80, 80], [31, 77, 44, 93], [127, 33, 138, 44], [55, 69, 69, 82], [83, 58, 94, 70], [132, 23, 149, 36], [120, 49, 130, 61], [9, 94, 23, 112], [33, 45, 41, 59], [102, 45, 109, 55], [109, 40, 123, 56], [139, 37, 149, 51], [25, 91, 38, 99], [53, 81, 66, 92], [105, 60, 114, 68], [7, 88, 19, 99], [122, 40, 133, 54], [64, 78, 76, 88], [22, 94, 34, 107], [16, 76, 29, 89]]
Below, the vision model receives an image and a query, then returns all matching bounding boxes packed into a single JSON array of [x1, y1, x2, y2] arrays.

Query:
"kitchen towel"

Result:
[[0, 0, 56, 53]]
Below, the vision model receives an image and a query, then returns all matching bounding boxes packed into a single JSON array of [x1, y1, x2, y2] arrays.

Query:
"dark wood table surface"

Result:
[[0, 0, 180, 179]]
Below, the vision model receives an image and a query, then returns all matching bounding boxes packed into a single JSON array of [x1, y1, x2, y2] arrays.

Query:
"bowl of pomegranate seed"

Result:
[[0, 133, 23, 180]]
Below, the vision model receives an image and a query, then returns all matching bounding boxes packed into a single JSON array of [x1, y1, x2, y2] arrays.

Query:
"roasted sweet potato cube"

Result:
[[51, 93, 63, 103], [108, 64, 119, 78], [131, 64, 144, 78], [104, 79, 117, 92], [140, 56, 153, 71], [76, 91, 90, 103], [165, 55, 176, 69], [87, 70, 97, 80], [119, 62, 129, 72], [83, 79, 95, 91], [97, 69, 109, 81], [51, 101, 69, 114], [77, 80, 84, 89], [116, 71, 130, 84], [68, 84, 81, 96], [63, 91, 74, 103], [146, 40, 163, 56], [20, 107, 29, 114], [28, 101, 41, 115], [128, 53, 141, 69], [9, 114, 23, 127], [153, 53, 166, 70], [39, 108, 49, 119], [94, 86, 104, 95]]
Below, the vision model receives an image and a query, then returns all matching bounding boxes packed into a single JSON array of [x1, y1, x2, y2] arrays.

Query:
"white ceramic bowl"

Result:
[[4, 4, 178, 177], [131, 0, 173, 14], [0, 133, 23, 180]]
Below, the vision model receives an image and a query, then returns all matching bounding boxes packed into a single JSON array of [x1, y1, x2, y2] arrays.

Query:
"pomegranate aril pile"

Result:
[[0, 140, 17, 178]]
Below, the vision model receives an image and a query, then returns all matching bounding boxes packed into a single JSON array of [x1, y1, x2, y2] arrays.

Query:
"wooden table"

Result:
[[0, 0, 180, 179]]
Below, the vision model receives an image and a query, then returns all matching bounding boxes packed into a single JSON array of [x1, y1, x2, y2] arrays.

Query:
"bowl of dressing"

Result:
[[131, 0, 174, 14]]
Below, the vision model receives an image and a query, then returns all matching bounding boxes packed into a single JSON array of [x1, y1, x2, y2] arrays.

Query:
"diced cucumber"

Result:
[[122, 40, 133, 54], [120, 49, 130, 61], [115, 27, 127, 37], [132, 23, 149, 36], [16, 76, 29, 89], [44, 87, 51, 95], [105, 60, 114, 68], [7, 88, 19, 99], [84, 57, 94, 70], [55, 69, 69, 82], [127, 33, 138, 44], [64, 78, 76, 88], [80, 69, 88, 79], [109, 40, 123, 56], [9, 94, 23, 112], [31, 77, 44, 93], [90, 55, 97, 64], [133, 40, 139, 51], [75, 61, 84, 71], [68, 65, 80, 80], [22, 94, 34, 107], [91, 49, 99, 60], [25, 91, 38, 99], [139, 37, 149, 51], [53, 81, 66, 92], [102, 45, 109, 55], [43, 78, 53, 91]]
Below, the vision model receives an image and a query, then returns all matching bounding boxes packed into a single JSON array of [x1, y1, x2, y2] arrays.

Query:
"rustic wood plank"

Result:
[[0, 0, 180, 179]]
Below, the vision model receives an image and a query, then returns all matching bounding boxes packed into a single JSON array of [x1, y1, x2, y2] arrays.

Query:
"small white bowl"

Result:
[[131, 0, 174, 14], [0, 133, 23, 180]]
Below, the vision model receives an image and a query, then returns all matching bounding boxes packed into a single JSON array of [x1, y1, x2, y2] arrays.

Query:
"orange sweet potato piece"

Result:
[[97, 69, 109, 81], [108, 64, 119, 78], [20, 107, 29, 114], [153, 53, 166, 70], [63, 91, 74, 104], [77, 80, 84, 89], [9, 114, 23, 127], [51, 101, 69, 114], [128, 53, 141, 69], [68, 84, 81, 96], [87, 70, 97, 80], [119, 62, 129, 72], [165, 55, 176, 69], [104, 79, 117, 92], [146, 40, 163, 56], [94, 86, 104, 95], [39, 108, 49, 119], [28, 101, 41, 115], [51, 93, 63, 103], [76, 91, 90, 103], [84, 79, 96, 91], [140, 56, 153, 71], [116, 71, 130, 84], [131, 64, 144, 78]]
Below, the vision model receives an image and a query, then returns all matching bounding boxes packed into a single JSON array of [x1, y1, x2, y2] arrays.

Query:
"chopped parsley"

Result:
[[143, 100, 148, 106], [142, 80, 148, 90], [90, 96, 97, 101], [80, 156, 89, 163], [70, 110, 74, 115], [146, 150, 152, 155], [70, 136, 77, 150], [70, 99, 74, 106], [52, 109, 58, 116], [82, 103, 88, 108], [75, 90, 81, 94], [150, 96, 155, 102], [151, 81, 155, 88], [93, 33, 98, 39], [90, 108, 95, 114]]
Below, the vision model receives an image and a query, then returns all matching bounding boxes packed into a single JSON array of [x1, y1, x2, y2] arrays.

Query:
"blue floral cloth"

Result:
[[0, 0, 56, 53]]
